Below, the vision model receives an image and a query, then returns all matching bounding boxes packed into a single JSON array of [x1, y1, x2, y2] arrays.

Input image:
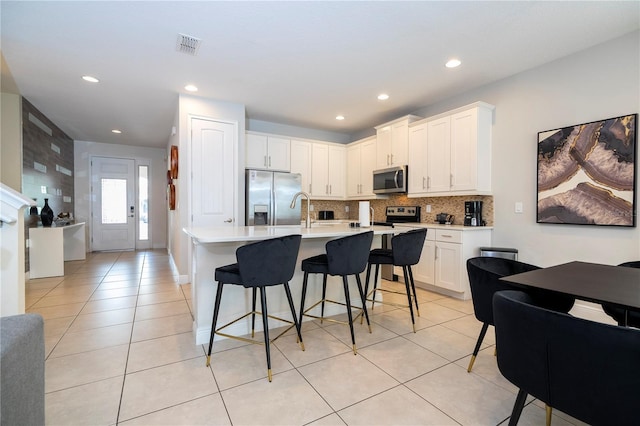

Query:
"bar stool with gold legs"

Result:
[[206, 234, 304, 382], [298, 231, 374, 355], [364, 228, 427, 333]]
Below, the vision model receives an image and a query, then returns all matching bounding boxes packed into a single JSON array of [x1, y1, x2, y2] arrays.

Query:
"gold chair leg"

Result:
[[467, 355, 477, 373], [546, 405, 552, 426], [206, 355, 211, 367], [268, 369, 272, 382], [352, 344, 357, 355]]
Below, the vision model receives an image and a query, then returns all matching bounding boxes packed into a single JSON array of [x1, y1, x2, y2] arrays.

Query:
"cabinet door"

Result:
[[359, 139, 376, 196], [426, 117, 451, 193], [450, 108, 478, 191], [267, 136, 291, 172], [376, 126, 392, 168], [291, 140, 312, 193], [246, 134, 269, 169], [435, 241, 462, 292], [327, 145, 345, 197], [408, 123, 428, 195], [414, 239, 435, 285], [390, 121, 409, 166], [346, 145, 362, 197], [311, 143, 329, 197]]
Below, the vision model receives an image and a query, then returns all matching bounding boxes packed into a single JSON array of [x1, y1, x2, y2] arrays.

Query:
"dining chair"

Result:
[[465, 257, 575, 372], [206, 234, 304, 382], [601, 261, 640, 327], [494, 290, 640, 426]]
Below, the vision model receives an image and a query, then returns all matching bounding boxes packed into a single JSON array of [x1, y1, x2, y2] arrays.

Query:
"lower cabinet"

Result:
[[408, 227, 491, 299]]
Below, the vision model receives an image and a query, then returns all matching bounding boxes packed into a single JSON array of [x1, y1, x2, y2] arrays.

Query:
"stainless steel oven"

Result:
[[373, 166, 408, 194]]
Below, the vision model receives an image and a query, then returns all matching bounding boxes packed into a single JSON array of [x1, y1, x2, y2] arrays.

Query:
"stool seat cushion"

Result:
[[301, 254, 329, 274], [368, 248, 394, 265], [214, 263, 242, 285]]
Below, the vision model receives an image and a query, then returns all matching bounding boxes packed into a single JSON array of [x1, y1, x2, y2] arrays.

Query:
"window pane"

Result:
[[101, 178, 127, 224], [139, 166, 149, 241]]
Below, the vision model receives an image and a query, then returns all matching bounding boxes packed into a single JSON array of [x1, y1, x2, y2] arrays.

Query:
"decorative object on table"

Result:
[[28, 199, 39, 228], [537, 114, 637, 227], [170, 145, 178, 179], [40, 198, 54, 227], [358, 201, 370, 227]]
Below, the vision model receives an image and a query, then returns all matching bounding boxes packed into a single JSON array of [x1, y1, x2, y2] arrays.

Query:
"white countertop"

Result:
[[392, 223, 493, 231], [183, 223, 396, 244]]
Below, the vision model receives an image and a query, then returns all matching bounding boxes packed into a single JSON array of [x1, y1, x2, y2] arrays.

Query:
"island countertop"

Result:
[[183, 223, 396, 244]]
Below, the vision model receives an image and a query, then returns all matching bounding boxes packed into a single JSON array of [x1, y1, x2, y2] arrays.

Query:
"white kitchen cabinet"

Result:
[[408, 102, 494, 197], [245, 133, 290, 171], [311, 143, 345, 199], [346, 137, 376, 198], [290, 139, 312, 194], [407, 122, 428, 195], [375, 115, 421, 169], [410, 226, 492, 299]]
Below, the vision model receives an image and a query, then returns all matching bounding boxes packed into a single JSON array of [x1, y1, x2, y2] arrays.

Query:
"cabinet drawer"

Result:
[[435, 229, 462, 244]]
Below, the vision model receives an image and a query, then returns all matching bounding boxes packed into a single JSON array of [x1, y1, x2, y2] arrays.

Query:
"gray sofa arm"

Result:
[[1, 313, 45, 426]]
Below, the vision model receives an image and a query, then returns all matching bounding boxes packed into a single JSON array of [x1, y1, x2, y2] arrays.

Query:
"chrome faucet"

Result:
[[290, 191, 311, 228]]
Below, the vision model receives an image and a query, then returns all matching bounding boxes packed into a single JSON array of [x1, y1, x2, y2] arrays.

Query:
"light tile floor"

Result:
[[26, 250, 586, 425]]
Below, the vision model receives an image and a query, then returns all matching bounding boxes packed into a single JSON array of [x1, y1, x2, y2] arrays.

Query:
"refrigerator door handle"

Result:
[[272, 188, 277, 226]]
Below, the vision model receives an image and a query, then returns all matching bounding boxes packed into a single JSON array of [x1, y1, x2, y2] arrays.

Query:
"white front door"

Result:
[[91, 157, 136, 251], [191, 118, 236, 227]]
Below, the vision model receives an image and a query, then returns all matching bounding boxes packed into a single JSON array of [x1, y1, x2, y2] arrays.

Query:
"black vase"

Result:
[[28, 199, 40, 228], [40, 198, 54, 227]]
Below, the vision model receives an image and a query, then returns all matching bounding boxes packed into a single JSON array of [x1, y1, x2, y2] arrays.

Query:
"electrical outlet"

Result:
[[345, 205, 349, 212], [515, 202, 523, 214], [426, 204, 431, 213], [309, 204, 314, 212]]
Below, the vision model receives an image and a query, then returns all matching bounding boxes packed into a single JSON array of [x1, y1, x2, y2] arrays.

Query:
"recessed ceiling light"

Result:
[[445, 59, 461, 68], [185, 84, 198, 92], [82, 75, 99, 83], [377, 94, 389, 101], [111, 129, 122, 134], [336, 115, 345, 121]]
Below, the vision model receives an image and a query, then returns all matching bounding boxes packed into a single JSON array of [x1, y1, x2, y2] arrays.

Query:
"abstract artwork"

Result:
[[537, 114, 637, 227]]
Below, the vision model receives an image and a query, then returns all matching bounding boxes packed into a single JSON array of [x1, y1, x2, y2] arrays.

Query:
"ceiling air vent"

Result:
[[176, 33, 202, 56]]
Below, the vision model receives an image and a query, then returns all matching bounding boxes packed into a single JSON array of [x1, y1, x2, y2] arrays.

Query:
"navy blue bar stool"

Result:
[[364, 228, 427, 333], [206, 234, 303, 382], [298, 231, 374, 354]]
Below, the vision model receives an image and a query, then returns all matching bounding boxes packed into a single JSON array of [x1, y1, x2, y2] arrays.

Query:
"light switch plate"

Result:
[[345, 205, 349, 212], [309, 204, 314, 211], [426, 204, 431, 213], [515, 202, 523, 213]]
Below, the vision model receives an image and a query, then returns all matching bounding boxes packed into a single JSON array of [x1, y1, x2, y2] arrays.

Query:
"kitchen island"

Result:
[[183, 224, 396, 344]]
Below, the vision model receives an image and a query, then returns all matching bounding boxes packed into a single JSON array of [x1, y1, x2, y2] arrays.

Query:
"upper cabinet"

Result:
[[408, 102, 494, 197], [290, 139, 312, 194], [246, 133, 290, 171], [346, 136, 376, 199], [375, 115, 422, 169], [311, 143, 345, 199]]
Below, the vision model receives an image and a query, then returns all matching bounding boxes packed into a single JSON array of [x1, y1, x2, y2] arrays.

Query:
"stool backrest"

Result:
[[326, 231, 374, 276], [236, 234, 302, 287], [391, 228, 427, 266], [494, 290, 640, 426]]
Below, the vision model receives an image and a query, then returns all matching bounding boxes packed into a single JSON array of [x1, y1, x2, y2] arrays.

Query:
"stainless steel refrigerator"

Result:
[[246, 170, 302, 226]]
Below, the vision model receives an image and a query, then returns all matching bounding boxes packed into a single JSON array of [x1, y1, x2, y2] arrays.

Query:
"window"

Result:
[[138, 165, 149, 241]]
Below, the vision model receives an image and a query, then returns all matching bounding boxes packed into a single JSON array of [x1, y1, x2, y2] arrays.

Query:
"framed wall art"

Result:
[[170, 145, 179, 179], [537, 114, 637, 227]]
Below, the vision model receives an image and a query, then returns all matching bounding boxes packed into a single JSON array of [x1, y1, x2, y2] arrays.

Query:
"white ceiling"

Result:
[[2, 1, 639, 148]]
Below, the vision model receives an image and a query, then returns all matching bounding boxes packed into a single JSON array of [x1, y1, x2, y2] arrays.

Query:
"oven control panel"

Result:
[[385, 206, 421, 222]]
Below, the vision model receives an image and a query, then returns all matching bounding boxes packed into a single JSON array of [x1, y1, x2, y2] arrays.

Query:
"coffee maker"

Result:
[[464, 201, 483, 226]]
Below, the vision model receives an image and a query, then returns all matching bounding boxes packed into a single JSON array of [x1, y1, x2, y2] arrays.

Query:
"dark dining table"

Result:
[[500, 261, 640, 311]]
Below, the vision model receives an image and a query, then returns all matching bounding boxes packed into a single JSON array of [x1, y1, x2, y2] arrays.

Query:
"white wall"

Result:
[[412, 31, 640, 267], [74, 140, 168, 250], [0, 92, 22, 191], [167, 95, 245, 280]]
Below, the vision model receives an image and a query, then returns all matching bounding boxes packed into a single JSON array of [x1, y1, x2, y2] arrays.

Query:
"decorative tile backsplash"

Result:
[[302, 194, 493, 226]]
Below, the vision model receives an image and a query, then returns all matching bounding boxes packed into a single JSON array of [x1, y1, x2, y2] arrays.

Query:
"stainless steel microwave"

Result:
[[373, 166, 408, 194]]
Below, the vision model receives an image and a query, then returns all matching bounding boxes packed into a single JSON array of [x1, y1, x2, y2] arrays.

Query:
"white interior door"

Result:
[[191, 118, 236, 227], [91, 157, 135, 251]]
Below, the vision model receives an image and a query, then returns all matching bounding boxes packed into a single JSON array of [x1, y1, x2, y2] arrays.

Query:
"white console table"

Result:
[[29, 222, 86, 279]]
